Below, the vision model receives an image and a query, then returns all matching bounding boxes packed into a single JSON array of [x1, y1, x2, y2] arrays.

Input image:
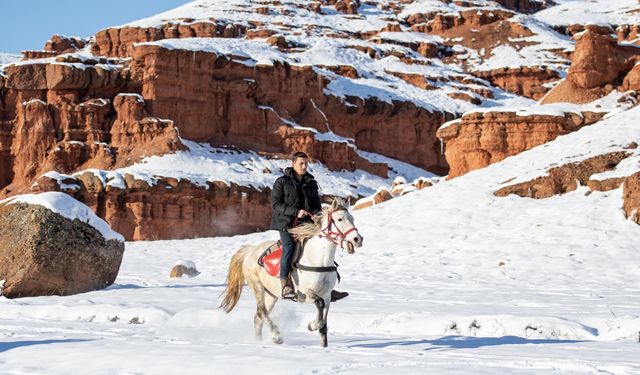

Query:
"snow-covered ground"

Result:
[[0, 52, 20, 65], [1, 106, 639, 374]]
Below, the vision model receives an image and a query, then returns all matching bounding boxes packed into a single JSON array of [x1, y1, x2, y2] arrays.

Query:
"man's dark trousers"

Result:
[[279, 230, 295, 279]]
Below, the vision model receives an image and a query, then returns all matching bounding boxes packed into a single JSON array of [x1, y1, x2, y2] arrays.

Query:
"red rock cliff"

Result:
[[437, 110, 605, 178]]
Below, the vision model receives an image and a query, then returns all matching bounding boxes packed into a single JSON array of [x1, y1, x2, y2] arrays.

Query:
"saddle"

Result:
[[257, 240, 303, 277], [257, 239, 340, 282]]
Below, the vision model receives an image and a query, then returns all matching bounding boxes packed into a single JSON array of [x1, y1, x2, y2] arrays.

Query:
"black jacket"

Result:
[[270, 167, 322, 230]]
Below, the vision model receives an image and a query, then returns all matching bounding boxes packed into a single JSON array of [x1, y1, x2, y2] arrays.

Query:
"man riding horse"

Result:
[[270, 151, 349, 301]]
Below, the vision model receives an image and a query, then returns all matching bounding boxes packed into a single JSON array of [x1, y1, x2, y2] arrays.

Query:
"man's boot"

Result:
[[280, 277, 295, 299], [331, 290, 349, 302]]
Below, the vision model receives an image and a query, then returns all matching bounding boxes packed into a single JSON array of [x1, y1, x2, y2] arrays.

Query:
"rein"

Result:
[[293, 207, 358, 280]]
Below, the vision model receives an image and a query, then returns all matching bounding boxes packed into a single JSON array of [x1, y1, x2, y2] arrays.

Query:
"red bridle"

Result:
[[318, 208, 359, 250]]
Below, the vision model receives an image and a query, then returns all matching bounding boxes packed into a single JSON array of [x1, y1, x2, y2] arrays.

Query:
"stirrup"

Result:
[[281, 286, 296, 300]]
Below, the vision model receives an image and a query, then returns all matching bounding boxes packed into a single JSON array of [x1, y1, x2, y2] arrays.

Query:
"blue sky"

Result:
[[0, 1, 192, 54]]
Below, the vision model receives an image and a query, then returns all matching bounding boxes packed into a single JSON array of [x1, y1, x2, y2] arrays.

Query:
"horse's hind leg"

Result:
[[254, 305, 264, 340], [262, 292, 283, 344], [250, 282, 282, 344]]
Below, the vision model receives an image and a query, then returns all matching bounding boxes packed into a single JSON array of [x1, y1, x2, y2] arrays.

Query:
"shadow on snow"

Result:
[[348, 335, 587, 350], [0, 339, 96, 353]]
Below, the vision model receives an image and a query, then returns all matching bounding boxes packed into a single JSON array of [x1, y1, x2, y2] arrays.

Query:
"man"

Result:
[[270, 152, 348, 301]]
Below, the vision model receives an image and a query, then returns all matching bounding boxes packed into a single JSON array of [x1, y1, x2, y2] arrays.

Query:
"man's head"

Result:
[[291, 151, 309, 177]]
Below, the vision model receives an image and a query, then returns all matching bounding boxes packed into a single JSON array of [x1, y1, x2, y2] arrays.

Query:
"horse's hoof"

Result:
[[273, 336, 283, 345], [308, 322, 315, 331]]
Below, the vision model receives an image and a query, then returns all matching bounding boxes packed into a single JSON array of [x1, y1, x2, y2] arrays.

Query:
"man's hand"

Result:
[[297, 209, 310, 218]]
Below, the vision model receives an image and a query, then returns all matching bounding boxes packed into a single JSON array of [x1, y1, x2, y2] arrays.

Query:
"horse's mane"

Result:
[[289, 198, 348, 241]]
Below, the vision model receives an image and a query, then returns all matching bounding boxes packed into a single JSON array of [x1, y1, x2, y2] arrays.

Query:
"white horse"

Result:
[[220, 198, 363, 347]]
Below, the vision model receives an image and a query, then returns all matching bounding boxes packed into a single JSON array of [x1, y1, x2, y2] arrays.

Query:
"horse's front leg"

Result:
[[308, 296, 330, 347], [308, 296, 325, 332], [319, 299, 330, 347]]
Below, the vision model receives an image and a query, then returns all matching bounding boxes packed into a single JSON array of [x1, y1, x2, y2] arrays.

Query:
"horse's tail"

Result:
[[220, 246, 251, 313]]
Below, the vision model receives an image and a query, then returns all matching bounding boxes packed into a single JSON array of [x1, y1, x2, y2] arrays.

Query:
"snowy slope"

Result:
[[534, 0, 640, 26], [1, 105, 639, 374], [0, 52, 20, 65]]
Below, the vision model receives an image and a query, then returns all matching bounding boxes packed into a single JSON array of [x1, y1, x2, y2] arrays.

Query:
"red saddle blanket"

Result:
[[262, 246, 282, 277]]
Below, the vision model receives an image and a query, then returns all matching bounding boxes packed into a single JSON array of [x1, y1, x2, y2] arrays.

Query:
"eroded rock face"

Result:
[[132, 45, 450, 174], [92, 22, 247, 57], [0, 202, 124, 298], [472, 67, 560, 100], [493, 0, 549, 13], [353, 187, 393, 210], [109, 94, 186, 167], [0, 76, 184, 197], [437, 111, 606, 178], [543, 25, 640, 104], [33, 172, 274, 241], [623, 172, 640, 224], [494, 152, 631, 198]]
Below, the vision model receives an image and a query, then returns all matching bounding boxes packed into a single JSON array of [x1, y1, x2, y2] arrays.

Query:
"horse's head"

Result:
[[321, 199, 363, 254]]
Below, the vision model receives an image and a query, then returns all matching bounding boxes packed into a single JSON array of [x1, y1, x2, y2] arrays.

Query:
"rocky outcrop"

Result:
[[0, 195, 124, 298], [132, 44, 451, 174], [32, 171, 274, 241], [0, 73, 184, 197], [92, 21, 248, 57], [623, 172, 640, 224], [494, 0, 549, 14], [335, 0, 359, 14], [408, 9, 516, 35], [109, 94, 186, 166], [543, 25, 640, 104], [494, 152, 631, 198], [21, 35, 88, 60], [472, 66, 560, 100], [437, 111, 606, 178], [617, 25, 640, 44], [353, 176, 434, 210], [353, 187, 393, 210], [622, 63, 640, 92], [587, 177, 627, 192]]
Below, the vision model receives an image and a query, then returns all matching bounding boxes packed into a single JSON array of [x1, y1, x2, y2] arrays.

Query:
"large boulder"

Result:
[[0, 192, 125, 298]]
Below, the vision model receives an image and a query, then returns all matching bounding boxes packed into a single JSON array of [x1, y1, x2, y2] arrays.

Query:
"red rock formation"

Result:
[[353, 187, 392, 210], [109, 94, 186, 166], [408, 9, 516, 37], [623, 171, 640, 224], [494, 152, 631, 198], [437, 111, 606, 178], [587, 177, 626, 192], [33, 172, 274, 241], [472, 66, 560, 100], [494, 0, 548, 13], [622, 63, 640, 91], [335, 0, 359, 14], [543, 25, 640, 104], [44, 35, 86, 54], [0, 56, 183, 198], [132, 44, 451, 174], [92, 21, 248, 57]]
